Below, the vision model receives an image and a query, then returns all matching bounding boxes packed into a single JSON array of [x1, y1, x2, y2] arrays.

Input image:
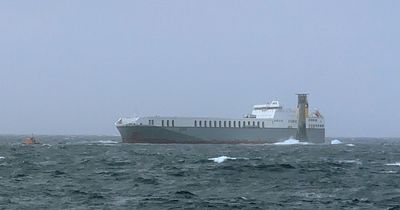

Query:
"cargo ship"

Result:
[[116, 94, 325, 144]]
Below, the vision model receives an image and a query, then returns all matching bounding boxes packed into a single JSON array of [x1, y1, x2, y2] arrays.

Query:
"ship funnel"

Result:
[[296, 94, 308, 141]]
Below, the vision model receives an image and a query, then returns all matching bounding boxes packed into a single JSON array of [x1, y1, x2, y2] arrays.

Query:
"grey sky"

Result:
[[0, 1, 399, 137]]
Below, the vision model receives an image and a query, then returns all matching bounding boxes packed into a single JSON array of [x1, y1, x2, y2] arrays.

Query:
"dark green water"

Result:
[[0, 135, 400, 209]]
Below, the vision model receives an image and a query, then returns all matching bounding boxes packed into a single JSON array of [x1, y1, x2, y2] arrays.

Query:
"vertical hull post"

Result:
[[296, 94, 308, 141]]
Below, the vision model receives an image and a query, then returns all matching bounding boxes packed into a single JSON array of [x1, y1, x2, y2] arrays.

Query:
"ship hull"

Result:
[[117, 126, 325, 144]]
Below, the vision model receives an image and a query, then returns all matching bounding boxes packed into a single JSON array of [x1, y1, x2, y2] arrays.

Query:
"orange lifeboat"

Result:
[[23, 136, 39, 145]]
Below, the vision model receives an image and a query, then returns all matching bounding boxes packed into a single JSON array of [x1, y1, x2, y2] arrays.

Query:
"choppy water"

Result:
[[1, 135, 400, 209]]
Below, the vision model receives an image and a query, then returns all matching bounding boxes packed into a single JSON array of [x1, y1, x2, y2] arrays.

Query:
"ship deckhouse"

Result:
[[249, 101, 286, 119]]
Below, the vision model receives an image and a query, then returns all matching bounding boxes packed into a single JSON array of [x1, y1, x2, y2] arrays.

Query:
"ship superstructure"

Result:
[[116, 94, 325, 144]]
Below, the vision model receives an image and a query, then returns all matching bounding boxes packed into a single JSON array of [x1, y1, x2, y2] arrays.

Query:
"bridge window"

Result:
[[257, 121, 260, 128], [233, 121, 236, 127], [172, 120, 175, 127], [238, 121, 241, 128], [194, 120, 197, 127], [224, 121, 226, 127], [248, 121, 250, 126], [219, 121, 222, 127], [199, 121, 202, 127], [228, 121, 231, 128], [167, 120, 169, 127], [162, 120, 164, 127], [214, 121, 217, 127], [262, 122, 265, 128], [253, 121, 255, 127], [209, 121, 212, 127], [204, 120, 207, 127]]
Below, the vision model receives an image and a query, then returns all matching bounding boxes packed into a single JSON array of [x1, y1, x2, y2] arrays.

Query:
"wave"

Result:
[[386, 162, 400, 166], [97, 140, 119, 144], [380, 170, 397, 174], [0, 156, 5, 160], [339, 160, 362, 165], [175, 190, 197, 198], [273, 138, 311, 145], [346, 144, 355, 147], [331, 139, 343, 144], [208, 156, 249, 163]]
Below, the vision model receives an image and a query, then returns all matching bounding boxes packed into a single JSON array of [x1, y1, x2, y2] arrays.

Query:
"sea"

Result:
[[0, 135, 400, 209]]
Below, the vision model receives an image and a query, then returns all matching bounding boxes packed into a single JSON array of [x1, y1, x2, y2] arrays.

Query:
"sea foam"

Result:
[[339, 160, 362, 165], [331, 139, 343, 144], [273, 138, 311, 145], [381, 171, 397, 174], [208, 156, 237, 163], [97, 140, 118, 144], [386, 162, 400, 166]]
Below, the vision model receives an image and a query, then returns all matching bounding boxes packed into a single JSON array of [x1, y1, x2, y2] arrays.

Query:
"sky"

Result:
[[0, 1, 399, 137]]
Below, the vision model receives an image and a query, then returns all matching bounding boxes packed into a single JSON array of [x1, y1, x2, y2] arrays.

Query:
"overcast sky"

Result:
[[0, 1, 399, 137]]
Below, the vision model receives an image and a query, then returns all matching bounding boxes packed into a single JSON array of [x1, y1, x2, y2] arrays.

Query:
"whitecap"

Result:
[[97, 140, 118, 144], [386, 162, 400, 166], [208, 156, 237, 163], [331, 139, 343, 144], [381, 171, 397, 174], [346, 144, 355, 147], [273, 138, 311, 145], [339, 160, 362, 165], [0, 157, 5, 160]]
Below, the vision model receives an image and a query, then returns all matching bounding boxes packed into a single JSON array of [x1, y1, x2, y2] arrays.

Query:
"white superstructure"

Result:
[[116, 100, 324, 129]]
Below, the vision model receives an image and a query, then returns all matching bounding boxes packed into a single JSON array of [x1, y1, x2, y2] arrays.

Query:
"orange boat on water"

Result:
[[23, 135, 40, 145]]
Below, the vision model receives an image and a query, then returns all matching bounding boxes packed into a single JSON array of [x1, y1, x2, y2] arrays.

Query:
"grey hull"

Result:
[[117, 126, 325, 144]]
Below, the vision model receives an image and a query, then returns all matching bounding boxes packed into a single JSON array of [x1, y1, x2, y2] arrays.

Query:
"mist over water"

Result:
[[1, 135, 400, 209]]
